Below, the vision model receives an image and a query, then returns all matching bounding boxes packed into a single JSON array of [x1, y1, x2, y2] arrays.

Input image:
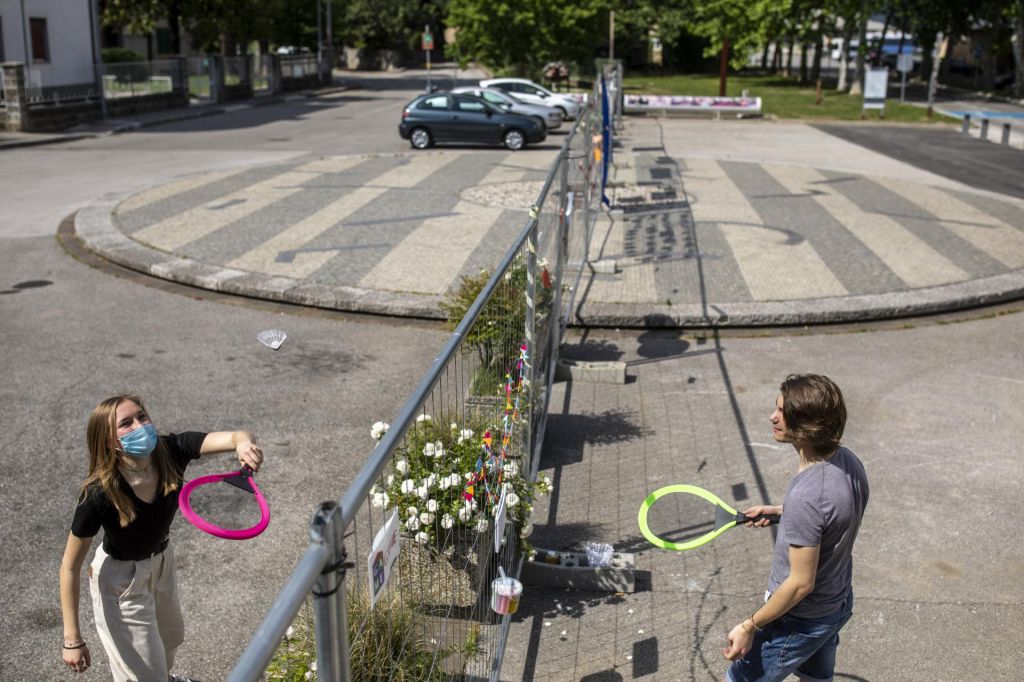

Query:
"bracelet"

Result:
[[748, 613, 764, 632], [740, 620, 757, 635], [62, 641, 86, 650]]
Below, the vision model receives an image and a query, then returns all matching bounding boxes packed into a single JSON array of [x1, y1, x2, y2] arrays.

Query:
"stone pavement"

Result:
[[74, 114, 1024, 326]]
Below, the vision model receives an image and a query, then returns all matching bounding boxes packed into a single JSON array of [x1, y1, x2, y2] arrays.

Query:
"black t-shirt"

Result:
[[71, 432, 206, 561]]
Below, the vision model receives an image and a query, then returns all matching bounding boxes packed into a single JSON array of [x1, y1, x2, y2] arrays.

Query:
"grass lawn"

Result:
[[621, 73, 958, 124]]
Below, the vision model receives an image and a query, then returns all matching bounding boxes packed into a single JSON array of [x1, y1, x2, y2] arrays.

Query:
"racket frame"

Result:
[[638, 484, 776, 551], [179, 465, 270, 540]]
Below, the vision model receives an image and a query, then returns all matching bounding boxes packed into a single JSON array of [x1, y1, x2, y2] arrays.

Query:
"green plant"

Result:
[[101, 47, 145, 63], [370, 414, 551, 558]]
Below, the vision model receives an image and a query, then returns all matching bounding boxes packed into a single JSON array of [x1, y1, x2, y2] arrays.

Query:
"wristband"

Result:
[[63, 641, 86, 650]]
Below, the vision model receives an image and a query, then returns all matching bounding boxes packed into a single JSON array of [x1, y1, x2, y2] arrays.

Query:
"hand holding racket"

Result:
[[638, 484, 779, 551]]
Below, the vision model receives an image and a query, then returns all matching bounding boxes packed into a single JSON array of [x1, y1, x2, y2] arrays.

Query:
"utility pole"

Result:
[[609, 11, 615, 61]]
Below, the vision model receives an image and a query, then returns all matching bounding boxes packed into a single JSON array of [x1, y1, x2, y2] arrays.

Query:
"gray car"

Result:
[[452, 87, 563, 130]]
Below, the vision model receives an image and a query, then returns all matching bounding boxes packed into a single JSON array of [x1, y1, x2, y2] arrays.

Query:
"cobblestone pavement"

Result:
[[77, 116, 1024, 326]]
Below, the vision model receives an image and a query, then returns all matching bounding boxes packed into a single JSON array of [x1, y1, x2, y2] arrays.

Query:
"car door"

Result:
[[513, 83, 549, 107], [451, 95, 495, 143], [414, 94, 452, 140]]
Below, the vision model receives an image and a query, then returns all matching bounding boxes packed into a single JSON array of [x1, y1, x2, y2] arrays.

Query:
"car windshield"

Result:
[[504, 92, 526, 104]]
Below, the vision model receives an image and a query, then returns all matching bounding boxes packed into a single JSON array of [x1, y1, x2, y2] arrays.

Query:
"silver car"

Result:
[[452, 86, 563, 130]]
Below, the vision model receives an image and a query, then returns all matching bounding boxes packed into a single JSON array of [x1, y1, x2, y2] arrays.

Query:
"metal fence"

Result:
[[281, 55, 318, 79], [186, 57, 214, 103], [226, 87, 606, 682], [252, 55, 274, 96], [23, 64, 99, 103], [100, 59, 183, 100]]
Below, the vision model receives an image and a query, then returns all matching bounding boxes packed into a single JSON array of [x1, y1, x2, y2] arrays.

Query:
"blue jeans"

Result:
[[726, 590, 854, 682]]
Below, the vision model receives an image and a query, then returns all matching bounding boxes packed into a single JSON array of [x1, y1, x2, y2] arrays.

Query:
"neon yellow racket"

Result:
[[637, 484, 780, 551]]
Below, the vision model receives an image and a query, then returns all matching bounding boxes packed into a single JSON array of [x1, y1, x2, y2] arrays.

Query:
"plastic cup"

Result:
[[490, 576, 523, 615]]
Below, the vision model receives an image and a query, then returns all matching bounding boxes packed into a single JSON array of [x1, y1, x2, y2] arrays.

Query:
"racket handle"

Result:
[[735, 512, 781, 525]]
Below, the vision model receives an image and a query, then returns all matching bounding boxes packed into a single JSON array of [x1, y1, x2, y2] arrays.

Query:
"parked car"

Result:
[[398, 92, 546, 151], [479, 78, 581, 120], [452, 86, 563, 130]]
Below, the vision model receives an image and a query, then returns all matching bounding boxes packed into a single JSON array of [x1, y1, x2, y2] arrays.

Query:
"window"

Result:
[[481, 92, 506, 105], [30, 17, 50, 63], [455, 97, 486, 112], [417, 95, 449, 110]]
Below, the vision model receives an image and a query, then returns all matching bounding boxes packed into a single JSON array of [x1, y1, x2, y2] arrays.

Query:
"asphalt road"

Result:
[[2, 70, 1023, 680]]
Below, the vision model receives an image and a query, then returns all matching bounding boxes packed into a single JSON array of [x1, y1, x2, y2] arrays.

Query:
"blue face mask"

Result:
[[119, 423, 158, 459]]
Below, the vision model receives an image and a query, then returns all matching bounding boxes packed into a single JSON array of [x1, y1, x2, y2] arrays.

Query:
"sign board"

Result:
[[863, 68, 889, 111], [422, 32, 434, 51], [623, 94, 762, 114], [896, 53, 914, 73], [367, 510, 400, 608], [494, 492, 508, 554]]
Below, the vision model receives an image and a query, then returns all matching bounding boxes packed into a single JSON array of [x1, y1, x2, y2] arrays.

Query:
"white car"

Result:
[[452, 87, 562, 130], [479, 78, 581, 120]]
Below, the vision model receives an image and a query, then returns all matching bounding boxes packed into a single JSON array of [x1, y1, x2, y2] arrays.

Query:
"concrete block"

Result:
[[590, 258, 617, 274], [555, 358, 627, 384], [521, 548, 635, 593]]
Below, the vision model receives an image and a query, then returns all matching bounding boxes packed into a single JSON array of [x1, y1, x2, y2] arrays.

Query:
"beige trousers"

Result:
[[89, 544, 185, 682]]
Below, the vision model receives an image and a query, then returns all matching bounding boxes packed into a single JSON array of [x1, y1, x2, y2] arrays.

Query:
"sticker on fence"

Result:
[[494, 491, 508, 554], [367, 509, 400, 608]]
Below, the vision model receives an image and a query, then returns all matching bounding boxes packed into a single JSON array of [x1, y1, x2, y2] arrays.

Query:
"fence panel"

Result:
[[186, 57, 213, 103], [23, 65, 99, 103], [228, 103, 598, 682], [252, 55, 273, 96], [100, 60, 182, 100]]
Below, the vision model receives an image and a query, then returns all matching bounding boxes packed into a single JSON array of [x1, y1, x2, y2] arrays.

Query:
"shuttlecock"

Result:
[[257, 329, 287, 350]]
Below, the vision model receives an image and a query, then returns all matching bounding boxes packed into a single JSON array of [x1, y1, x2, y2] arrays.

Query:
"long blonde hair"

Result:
[[81, 395, 182, 527]]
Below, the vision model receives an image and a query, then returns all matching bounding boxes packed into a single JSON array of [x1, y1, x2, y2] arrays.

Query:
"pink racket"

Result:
[[179, 465, 270, 540]]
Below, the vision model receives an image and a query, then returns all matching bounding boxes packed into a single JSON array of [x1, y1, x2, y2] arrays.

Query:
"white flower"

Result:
[[450, 423, 458, 431], [370, 421, 390, 441], [476, 518, 489, 533], [422, 442, 436, 458], [395, 459, 409, 475], [414, 531, 430, 545], [423, 441, 445, 458], [416, 485, 430, 500], [458, 505, 474, 522], [449, 473, 462, 487], [505, 492, 520, 507], [441, 513, 454, 529], [521, 524, 532, 538], [406, 506, 418, 518], [400, 479, 415, 494], [416, 413, 432, 423], [405, 516, 421, 531], [426, 499, 439, 513], [386, 475, 394, 486], [285, 626, 295, 640], [503, 461, 519, 477], [425, 474, 438, 488], [371, 492, 389, 509], [457, 428, 475, 444], [438, 475, 452, 491], [465, 471, 473, 480], [419, 512, 435, 525]]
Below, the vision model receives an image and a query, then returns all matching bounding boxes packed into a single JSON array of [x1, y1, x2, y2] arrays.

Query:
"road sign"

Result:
[[897, 53, 914, 73], [863, 68, 888, 112], [422, 32, 434, 51]]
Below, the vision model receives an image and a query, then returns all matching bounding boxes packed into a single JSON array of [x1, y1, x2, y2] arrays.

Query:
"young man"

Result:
[[723, 374, 869, 682]]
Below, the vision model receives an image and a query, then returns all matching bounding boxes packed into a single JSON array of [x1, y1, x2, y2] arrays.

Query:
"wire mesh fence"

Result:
[[100, 60, 184, 100], [229, 83, 607, 682]]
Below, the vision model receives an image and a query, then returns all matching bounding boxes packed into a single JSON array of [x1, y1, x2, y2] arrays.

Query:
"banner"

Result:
[[601, 75, 611, 207]]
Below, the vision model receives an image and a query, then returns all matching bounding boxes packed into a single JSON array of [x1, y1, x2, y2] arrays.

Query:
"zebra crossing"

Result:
[[107, 143, 1024, 320]]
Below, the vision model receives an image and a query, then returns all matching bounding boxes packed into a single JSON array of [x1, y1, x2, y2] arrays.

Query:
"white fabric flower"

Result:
[[422, 442, 437, 458], [449, 473, 462, 487], [457, 428, 475, 444], [419, 512, 435, 525], [386, 475, 394, 486], [441, 513, 454, 529], [502, 461, 519, 477], [505, 492, 520, 507], [438, 476, 452, 491], [395, 459, 409, 475], [400, 479, 415, 494], [416, 413, 432, 423], [458, 505, 474, 522], [414, 531, 429, 545], [370, 421, 390, 441], [406, 506, 418, 518], [371, 492, 389, 509], [405, 516, 421, 532], [416, 485, 430, 500], [426, 499, 439, 513], [476, 518, 489, 533]]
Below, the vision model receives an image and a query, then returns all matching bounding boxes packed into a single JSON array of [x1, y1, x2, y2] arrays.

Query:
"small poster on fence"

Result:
[[494, 491, 508, 554], [368, 509, 400, 608]]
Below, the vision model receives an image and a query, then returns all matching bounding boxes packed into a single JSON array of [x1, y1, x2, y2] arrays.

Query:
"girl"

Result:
[[59, 394, 264, 680]]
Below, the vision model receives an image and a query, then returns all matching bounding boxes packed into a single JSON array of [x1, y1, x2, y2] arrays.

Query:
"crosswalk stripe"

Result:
[[226, 186, 389, 277], [886, 179, 1024, 269], [684, 158, 847, 300], [478, 151, 555, 185], [762, 165, 969, 288], [117, 169, 245, 213], [367, 152, 463, 188], [358, 200, 504, 295], [130, 161, 336, 251]]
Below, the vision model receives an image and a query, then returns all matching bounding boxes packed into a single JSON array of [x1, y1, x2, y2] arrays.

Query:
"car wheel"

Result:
[[409, 127, 432, 149], [503, 128, 526, 151]]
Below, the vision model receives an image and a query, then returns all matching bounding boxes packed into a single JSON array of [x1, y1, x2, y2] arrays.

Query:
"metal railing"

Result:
[[227, 87, 605, 682], [281, 55, 318, 79], [100, 60, 183, 100]]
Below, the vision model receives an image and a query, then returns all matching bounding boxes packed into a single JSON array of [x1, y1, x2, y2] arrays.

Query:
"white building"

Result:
[[0, 0, 100, 92]]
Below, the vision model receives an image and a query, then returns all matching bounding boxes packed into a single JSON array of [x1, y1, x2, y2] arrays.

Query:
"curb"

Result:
[[0, 133, 97, 150], [74, 191, 446, 320]]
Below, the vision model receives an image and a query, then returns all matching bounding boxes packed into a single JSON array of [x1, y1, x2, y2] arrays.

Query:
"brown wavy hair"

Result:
[[780, 374, 847, 454], [81, 395, 182, 527]]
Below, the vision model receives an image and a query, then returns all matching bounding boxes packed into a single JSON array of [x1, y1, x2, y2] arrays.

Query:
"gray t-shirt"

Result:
[[768, 446, 869, 619]]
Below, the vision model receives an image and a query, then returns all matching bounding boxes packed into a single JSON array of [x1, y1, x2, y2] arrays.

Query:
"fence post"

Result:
[[269, 54, 284, 95], [311, 502, 352, 682], [1001, 122, 1011, 146], [1, 62, 28, 131], [961, 113, 971, 134], [524, 219, 538, 460], [980, 118, 989, 140], [209, 55, 225, 103]]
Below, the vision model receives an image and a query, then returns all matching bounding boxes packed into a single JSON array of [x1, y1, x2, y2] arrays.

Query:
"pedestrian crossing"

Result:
[[113, 150, 1024, 304]]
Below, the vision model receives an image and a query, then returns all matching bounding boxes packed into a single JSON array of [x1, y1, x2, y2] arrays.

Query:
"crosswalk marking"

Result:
[[367, 152, 463, 188], [117, 169, 246, 213], [358, 200, 504, 294], [130, 163, 330, 251], [478, 151, 556, 185], [226, 186, 389, 277], [762, 165, 969, 288], [684, 158, 847, 300], [886, 179, 1024, 269]]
